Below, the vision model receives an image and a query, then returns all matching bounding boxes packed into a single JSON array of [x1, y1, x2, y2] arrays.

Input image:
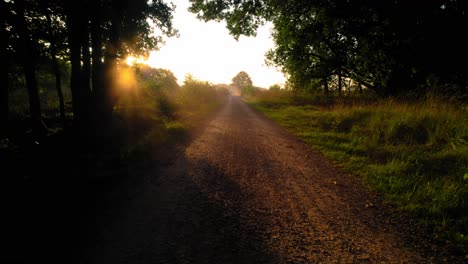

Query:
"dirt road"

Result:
[[71, 96, 442, 263]]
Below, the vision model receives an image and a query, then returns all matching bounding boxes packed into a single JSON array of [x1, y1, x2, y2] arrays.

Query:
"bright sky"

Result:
[[143, 1, 286, 88]]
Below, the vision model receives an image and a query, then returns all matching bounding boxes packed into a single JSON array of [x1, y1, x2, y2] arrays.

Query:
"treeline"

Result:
[[190, 0, 468, 98], [1, 0, 176, 136]]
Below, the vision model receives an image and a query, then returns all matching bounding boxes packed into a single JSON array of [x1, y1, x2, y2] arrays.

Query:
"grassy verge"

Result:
[[246, 90, 467, 253]]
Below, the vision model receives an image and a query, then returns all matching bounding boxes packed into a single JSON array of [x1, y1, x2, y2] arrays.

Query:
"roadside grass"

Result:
[[247, 90, 467, 252], [115, 76, 229, 162]]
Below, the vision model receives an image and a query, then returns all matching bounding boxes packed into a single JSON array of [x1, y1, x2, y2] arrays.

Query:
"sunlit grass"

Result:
[[247, 90, 468, 252]]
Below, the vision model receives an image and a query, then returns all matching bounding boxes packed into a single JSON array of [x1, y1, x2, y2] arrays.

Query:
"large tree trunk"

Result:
[[45, 10, 65, 126], [16, 0, 48, 136], [0, 2, 9, 135]]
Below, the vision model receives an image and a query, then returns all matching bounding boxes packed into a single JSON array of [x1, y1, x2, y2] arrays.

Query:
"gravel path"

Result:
[[72, 96, 439, 263]]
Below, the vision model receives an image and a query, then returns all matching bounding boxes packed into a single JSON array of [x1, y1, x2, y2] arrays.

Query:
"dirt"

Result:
[[62, 96, 459, 263]]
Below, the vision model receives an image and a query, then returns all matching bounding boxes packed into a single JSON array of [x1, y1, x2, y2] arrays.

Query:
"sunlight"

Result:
[[115, 66, 137, 91], [125, 55, 147, 66], [140, 1, 286, 88], [126, 56, 137, 66]]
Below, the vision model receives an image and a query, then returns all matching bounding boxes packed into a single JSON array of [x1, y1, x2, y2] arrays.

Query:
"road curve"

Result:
[[73, 96, 432, 263]]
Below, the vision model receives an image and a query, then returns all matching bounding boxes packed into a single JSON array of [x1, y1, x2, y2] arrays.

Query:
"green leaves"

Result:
[[189, 0, 468, 97]]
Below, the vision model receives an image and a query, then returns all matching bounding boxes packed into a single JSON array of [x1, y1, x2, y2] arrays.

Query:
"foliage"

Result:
[[231, 71, 253, 89], [247, 90, 468, 252], [134, 64, 179, 93], [2, 0, 177, 136], [268, 84, 281, 91], [190, 0, 468, 98]]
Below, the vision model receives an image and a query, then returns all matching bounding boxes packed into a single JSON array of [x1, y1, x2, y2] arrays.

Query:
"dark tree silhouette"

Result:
[[2, 0, 176, 137], [15, 0, 48, 135], [190, 0, 468, 97], [0, 0, 9, 133]]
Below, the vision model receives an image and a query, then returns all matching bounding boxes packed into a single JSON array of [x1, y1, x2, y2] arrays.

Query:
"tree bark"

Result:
[[16, 0, 48, 135]]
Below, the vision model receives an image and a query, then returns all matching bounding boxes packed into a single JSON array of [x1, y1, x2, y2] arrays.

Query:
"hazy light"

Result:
[[115, 66, 137, 91], [145, 1, 285, 88], [126, 56, 146, 66]]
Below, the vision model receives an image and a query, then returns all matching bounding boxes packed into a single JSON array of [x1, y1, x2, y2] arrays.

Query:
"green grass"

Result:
[[247, 91, 467, 252]]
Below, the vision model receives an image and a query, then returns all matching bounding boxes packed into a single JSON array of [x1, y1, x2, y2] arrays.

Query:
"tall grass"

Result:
[[248, 90, 467, 252]]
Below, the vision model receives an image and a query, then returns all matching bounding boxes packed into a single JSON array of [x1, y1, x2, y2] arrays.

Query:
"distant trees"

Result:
[[269, 84, 281, 91], [231, 71, 255, 97], [2, 0, 177, 136], [190, 0, 468, 98], [232, 71, 253, 89]]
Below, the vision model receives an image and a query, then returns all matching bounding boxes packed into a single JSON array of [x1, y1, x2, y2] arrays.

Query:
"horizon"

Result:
[[139, 1, 286, 88]]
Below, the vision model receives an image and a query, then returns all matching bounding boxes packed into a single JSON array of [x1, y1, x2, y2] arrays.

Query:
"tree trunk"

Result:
[[16, 0, 48, 135], [323, 78, 329, 99], [90, 3, 103, 95], [0, 2, 9, 135], [66, 2, 87, 130], [337, 72, 342, 97], [82, 23, 91, 97], [45, 10, 65, 126], [90, 3, 106, 138], [81, 20, 92, 126], [101, 2, 123, 121]]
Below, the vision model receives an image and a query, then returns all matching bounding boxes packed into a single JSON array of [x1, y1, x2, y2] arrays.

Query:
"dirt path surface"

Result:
[[71, 96, 442, 263]]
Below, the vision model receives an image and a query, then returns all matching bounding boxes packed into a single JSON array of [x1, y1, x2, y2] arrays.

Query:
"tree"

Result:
[[2, 0, 177, 137], [135, 65, 179, 92], [14, 0, 48, 135], [231, 71, 253, 89], [0, 0, 10, 133], [190, 0, 468, 97], [269, 84, 281, 91], [43, 3, 66, 125]]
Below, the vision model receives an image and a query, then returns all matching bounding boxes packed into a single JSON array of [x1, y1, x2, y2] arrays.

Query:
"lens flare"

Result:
[[115, 66, 137, 91]]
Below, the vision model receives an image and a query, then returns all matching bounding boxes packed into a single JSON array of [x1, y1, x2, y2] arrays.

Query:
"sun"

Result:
[[125, 55, 148, 66]]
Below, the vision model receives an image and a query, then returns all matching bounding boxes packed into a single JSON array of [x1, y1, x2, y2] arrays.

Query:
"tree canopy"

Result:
[[232, 71, 253, 89], [190, 0, 468, 97], [2, 0, 177, 135]]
